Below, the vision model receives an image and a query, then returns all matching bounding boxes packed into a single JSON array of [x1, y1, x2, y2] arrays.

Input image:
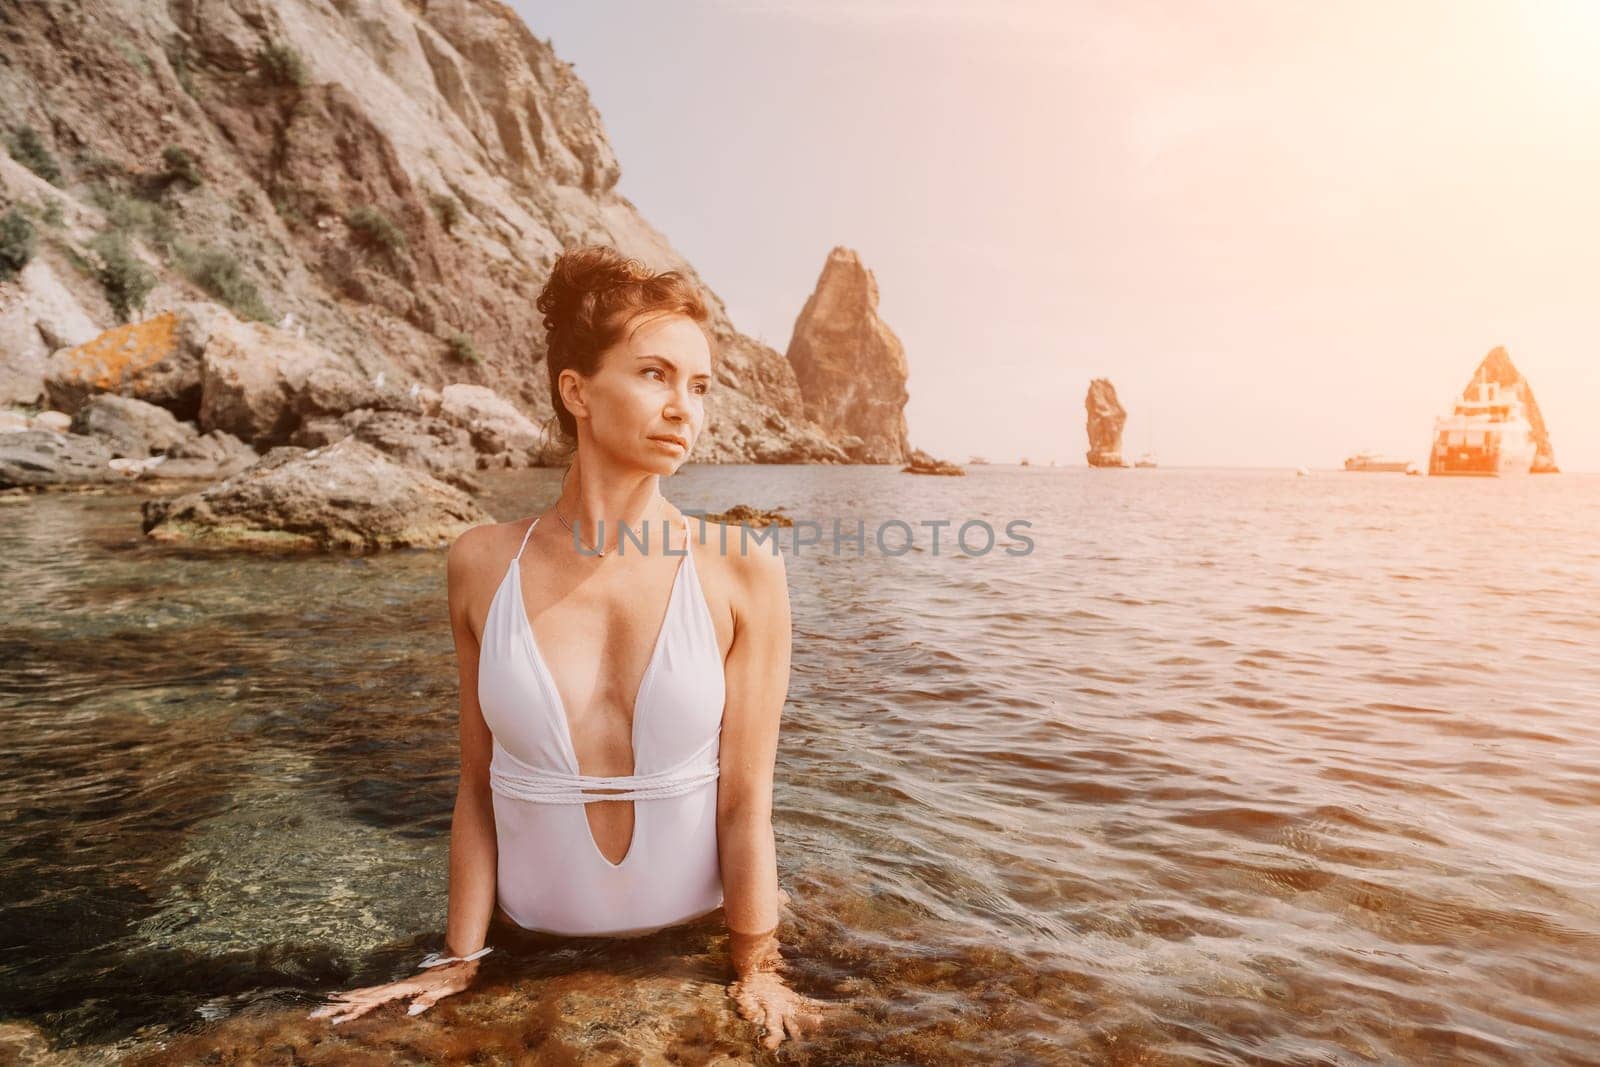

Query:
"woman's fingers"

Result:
[[406, 988, 450, 1016], [308, 979, 425, 1023], [323, 997, 382, 1026], [729, 973, 826, 1048]]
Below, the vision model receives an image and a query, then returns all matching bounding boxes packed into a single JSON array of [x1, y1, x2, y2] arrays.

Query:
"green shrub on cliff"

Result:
[[173, 242, 274, 323], [431, 192, 462, 234], [6, 126, 62, 186], [447, 332, 481, 365], [345, 206, 407, 254], [87, 184, 177, 254], [89, 231, 156, 322], [0, 208, 37, 282], [258, 42, 308, 88], [161, 145, 203, 187]]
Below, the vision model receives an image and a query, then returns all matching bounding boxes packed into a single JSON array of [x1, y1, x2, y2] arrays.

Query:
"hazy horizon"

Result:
[[520, 1, 1600, 472]]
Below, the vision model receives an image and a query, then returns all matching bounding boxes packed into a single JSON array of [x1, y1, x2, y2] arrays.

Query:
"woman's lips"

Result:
[[650, 436, 687, 450]]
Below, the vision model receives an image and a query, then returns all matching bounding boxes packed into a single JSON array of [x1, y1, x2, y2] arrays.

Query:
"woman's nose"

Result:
[[663, 387, 694, 419]]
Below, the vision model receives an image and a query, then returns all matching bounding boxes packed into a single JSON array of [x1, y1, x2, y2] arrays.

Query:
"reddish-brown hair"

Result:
[[535, 245, 712, 445]]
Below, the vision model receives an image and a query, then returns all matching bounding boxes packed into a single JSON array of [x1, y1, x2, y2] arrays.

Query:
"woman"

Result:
[[309, 246, 823, 1050]]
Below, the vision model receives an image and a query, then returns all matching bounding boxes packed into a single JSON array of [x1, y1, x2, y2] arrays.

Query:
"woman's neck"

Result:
[[554, 460, 672, 554]]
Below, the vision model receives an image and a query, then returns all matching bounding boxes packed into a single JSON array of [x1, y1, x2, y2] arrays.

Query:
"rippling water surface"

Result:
[[3, 466, 1598, 1064]]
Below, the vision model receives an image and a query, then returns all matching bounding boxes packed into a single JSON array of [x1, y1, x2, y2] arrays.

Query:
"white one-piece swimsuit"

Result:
[[476, 513, 728, 936]]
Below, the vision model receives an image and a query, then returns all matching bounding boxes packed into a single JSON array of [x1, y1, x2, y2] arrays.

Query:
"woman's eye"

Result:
[[644, 368, 665, 380]]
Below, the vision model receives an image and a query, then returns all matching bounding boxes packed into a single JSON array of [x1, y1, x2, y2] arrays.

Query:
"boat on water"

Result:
[[1343, 450, 1413, 473], [1019, 457, 1030, 467], [968, 456, 990, 465], [1134, 452, 1158, 468], [1428, 373, 1537, 476]]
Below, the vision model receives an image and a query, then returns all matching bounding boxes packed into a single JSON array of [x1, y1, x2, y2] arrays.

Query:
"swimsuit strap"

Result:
[[513, 515, 539, 562]]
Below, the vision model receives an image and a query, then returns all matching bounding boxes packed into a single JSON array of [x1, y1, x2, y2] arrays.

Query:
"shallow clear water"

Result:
[[2, 467, 1598, 1063]]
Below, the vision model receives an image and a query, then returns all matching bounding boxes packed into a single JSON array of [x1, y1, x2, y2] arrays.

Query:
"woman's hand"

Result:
[[307, 958, 480, 1025], [727, 923, 825, 1049], [729, 968, 825, 1050]]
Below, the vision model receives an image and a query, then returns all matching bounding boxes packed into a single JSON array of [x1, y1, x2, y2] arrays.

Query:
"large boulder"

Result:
[[140, 436, 490, 552], [784, 247, 911, 464], [291, 365, 434, 422], [292, 408, 480, 488], [148, 428, 261, 482], [197, 314, 367, 449], [1084, 378, 1128, 468], [43, 304, 225, 418], [438, 383, 547, 466], [0, 250, 103, 407], [68, 394, 196, 458], [0, 430, 122, 488]]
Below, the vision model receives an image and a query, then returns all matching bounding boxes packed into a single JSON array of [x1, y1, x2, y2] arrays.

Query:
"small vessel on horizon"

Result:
[[1019, 457, 1030, 467], [1134, 452, 1158, 468], [1343, 450, 1413, 473], [1428, 372, 1537, 476], [968, 455, 990, 465]]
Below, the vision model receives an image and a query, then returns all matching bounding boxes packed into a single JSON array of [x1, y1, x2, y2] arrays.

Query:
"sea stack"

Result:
[[1084, 378, 1129, 467], [1462, 347, 1559, 473], [785, 247, 911, 464]]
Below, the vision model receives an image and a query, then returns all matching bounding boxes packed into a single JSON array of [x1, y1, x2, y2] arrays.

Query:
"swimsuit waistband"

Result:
[[490, 735, 720, 804]]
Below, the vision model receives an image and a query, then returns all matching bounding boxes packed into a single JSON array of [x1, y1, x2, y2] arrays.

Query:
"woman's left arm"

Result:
[[716, 543, 823, 1048], [717, 542, 790, 935]]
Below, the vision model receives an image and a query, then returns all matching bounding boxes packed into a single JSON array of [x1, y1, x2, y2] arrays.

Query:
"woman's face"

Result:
[[564, 311, 714, 472]]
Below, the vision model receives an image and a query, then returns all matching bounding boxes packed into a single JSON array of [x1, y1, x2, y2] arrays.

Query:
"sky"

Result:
[[516, 0, 1600, 470]]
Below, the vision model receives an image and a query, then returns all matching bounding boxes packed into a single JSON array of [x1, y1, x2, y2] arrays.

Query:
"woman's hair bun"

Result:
[[535, 244, 713, 448], [536, 246, 654, 337]]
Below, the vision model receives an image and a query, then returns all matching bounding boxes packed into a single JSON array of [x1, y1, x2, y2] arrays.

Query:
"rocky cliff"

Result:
[[0, 0, 847, 463], [1084, 377, 1127, 467], [784, 246, 910, 464], [1464, 346, 1559, 474]]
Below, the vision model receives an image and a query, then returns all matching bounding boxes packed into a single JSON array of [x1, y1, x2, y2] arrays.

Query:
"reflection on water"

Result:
[[2, 468, 1598, 1063]]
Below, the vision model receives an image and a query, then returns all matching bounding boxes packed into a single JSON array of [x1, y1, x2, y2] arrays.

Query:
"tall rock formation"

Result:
[[1084, 378, 1127, 467], [0, 0, 847, 462], [784, 247, 910, 464], [1462, 347, 1559, 473]]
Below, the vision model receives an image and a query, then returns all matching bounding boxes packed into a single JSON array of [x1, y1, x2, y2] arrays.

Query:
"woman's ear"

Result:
[[558, 368, 588, 423]]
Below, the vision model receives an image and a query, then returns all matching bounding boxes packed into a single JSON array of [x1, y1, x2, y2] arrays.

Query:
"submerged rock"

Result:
[[785, 248, 911, 464], [703, 504, 794, 527], [1085, 378, 1129, 468], [140, 437, 490, 552]]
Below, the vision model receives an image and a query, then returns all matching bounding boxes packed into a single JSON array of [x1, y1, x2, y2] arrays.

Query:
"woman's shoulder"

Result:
[[689, 516, 787, 592], [447, 518, 525, 585]]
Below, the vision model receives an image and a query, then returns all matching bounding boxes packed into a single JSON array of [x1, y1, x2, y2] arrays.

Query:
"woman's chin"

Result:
[[641, 441, 690, 470]]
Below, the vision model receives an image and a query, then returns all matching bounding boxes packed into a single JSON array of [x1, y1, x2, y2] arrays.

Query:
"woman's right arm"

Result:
[[308, 528, 500, 1023], [442, 526, 500, 963]]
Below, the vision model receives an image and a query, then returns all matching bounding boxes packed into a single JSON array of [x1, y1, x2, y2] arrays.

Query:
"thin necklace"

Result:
[[552, 505, 607, 557]]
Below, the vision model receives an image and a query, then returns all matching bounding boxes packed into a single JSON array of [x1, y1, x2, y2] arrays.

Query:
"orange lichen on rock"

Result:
[[59, 312, 180, 392]]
